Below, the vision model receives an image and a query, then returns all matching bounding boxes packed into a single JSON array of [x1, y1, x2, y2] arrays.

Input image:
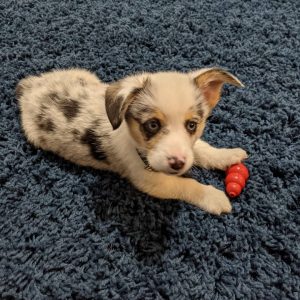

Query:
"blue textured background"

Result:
[[1, 0, 299, 299]]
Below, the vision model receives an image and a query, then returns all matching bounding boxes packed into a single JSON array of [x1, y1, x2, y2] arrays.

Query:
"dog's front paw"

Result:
[[216, 148, 248, 170], [200, 186, 232, 215]]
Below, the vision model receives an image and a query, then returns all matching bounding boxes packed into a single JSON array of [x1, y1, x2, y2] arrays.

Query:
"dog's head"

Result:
[[105, 68, 243, 175]]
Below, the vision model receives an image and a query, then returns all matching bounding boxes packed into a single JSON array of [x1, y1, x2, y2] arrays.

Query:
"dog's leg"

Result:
[[193, 139, 248, 170], [129, 170, 232, 215]]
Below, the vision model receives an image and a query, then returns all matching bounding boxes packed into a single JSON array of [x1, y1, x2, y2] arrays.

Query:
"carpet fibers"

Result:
[[0, 0, 299, 299]]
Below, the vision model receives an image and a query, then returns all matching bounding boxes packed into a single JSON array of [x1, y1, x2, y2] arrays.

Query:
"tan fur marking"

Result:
[[195, 120, 206, 137], [194, 69, 244, 109], [184, 109, 203, 125], [126, 109, 167, 150], [126, 117, 145, 147], [184, 111, 197, 121], [152, 109, 167, 124]]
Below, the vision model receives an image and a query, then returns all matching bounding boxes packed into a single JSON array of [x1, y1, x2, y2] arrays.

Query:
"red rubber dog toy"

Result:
[[225, 163, 249, 198]]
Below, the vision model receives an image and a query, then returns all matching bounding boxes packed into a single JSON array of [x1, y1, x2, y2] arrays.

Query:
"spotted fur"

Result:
[[59, 99, 80, 120], [81, 127, 108, 161]]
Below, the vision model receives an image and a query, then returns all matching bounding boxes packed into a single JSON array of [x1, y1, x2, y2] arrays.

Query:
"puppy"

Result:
[[16, 68, 248, 215]]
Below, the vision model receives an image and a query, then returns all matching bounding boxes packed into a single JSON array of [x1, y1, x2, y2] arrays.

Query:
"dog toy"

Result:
[[225, 163, 249, 198]]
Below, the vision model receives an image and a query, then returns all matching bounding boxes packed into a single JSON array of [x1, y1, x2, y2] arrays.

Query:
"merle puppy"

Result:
[[17, 68, 248, 214]]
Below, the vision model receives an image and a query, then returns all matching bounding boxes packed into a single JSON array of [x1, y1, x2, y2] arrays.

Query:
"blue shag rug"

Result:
[[1, 0, 299, 299]]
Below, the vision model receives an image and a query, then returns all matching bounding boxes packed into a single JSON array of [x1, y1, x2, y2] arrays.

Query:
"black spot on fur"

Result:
[[37, 117, 55, 132], [81, 128, 107, 161], [92, 119, 101, 127], [141, 127, 154, 141], [60, 99, 80, 120], [39, 137, 46, 144], [78, 78, 86, 86], [48, 92, 59, 102], [40, 104, 48, 113], [45, 120, 55, 131], [36, 106, 55, 132], [72, 129, 80, 136], [105, 94, 125, 130], [124, 110, 135, 122]]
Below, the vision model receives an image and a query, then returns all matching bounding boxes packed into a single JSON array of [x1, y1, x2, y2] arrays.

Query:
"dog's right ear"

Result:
[[105, 74, 150, 130]]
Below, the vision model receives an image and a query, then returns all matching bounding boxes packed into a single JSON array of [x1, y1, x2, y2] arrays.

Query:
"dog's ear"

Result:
[[105, 75, 150, 130], [191, 68, 244, 109]]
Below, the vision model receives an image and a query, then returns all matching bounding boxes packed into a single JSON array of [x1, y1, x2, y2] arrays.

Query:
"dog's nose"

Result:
[[168, 156, 185, 171]]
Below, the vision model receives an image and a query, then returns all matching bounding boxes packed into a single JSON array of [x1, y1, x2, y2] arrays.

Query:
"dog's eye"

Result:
[[185, 120, 197, 133], [143, 118, 161, 135]]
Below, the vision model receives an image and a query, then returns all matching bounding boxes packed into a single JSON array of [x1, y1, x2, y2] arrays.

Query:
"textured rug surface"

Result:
[[1, 0, 299, 299]]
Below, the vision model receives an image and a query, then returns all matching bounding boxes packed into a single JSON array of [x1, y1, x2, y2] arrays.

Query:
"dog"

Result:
[[16, 67, 248, 215]]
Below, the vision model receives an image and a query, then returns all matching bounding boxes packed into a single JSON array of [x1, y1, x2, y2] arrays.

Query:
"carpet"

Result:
[[0, 0, 299, 299]]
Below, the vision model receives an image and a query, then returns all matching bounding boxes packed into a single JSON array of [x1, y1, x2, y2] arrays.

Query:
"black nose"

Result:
[[168, 157, 185, 171]]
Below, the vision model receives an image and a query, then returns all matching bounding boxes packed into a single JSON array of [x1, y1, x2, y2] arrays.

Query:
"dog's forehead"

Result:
[[149, 72, 199, 115]]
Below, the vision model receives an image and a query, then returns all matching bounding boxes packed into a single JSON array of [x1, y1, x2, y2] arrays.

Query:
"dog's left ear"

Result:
[[191, 68, 244, 109], [105, 75, 150, 130]]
